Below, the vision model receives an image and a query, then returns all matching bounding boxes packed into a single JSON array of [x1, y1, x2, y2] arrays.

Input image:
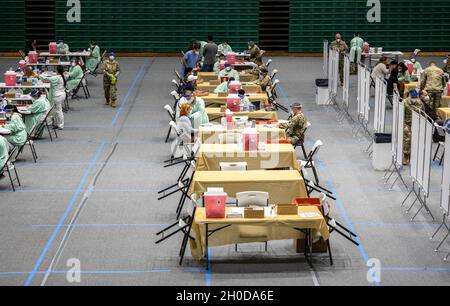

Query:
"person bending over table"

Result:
[[218, 63, 240, 82], [39, 65, 66, 129], [371, 57, 389, 81], [279, 102, 308, 146], [176, 103, 197, 144], [3, 105, 27, 148]]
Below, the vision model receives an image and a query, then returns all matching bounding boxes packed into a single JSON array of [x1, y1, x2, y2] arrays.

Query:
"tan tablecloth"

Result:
[[442, 96, 450, 108], [196, 144, 299, 171], [202, 93, 269, 106], [197, 72, 256, 83], [206, 108, 278, 122], [190, 206, 329, 260], [188, 170, 308, 205], [437, 108, 450, 120], [199, 125, 286, 143], [197, 82, 262, 93]]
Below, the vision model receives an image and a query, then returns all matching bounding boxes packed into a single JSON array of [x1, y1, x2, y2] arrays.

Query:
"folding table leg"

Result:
[[205, 224, 209, 271], [326, 239, 333, 266]]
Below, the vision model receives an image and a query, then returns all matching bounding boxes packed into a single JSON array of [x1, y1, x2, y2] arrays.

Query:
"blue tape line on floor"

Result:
[[24, 142, 106, 286]]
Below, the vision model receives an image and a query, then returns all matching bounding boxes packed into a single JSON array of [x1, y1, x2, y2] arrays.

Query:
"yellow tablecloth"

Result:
[[196, 143, 299, 171], [199, 125, 286, 143], [442, 96, 450, 108], [197, 82, 262, 93], [197, 72, 256, 83], [202, 93, 269, 106], [188, 170, 308, 205], [206, 108, 278, 122], [190, 206, 329, 260], [437, 108, 450, 120]]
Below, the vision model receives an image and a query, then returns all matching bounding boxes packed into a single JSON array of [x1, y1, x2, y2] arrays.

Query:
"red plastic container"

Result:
[[49, 42, 57, 54], [447, 81, 450, 96], [28, 51, 38, 64], [4, 71, 16, 86], [227, 98, 240, 112], [407, 62, 414, 74], [228, 81, 242, 94], [19, 60, 27, 69], [204, 193, 227, 218], [243, 131, 259, 151], [292, 198, 323, 213], [220, 61, 226, 70], [226, 53, 236, 65]]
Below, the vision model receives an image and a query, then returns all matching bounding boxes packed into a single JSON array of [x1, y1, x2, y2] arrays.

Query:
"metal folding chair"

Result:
[[298, 140, 323, 186], [164, 105, 176, 143], [293, 121, 311, 159], [0, 147, 21, 192], [433, 123, 446, 166], [155, 194, 198, 266]]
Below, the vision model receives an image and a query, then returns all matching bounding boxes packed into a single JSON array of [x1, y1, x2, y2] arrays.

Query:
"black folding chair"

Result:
[[174, 70, 183, 83], [298, 140, 323, 186], [433, 123, 446, 165], [155, 194, 198, 266], [33, 107, 58, 142], [164, 105, 176, 143], [267, 79, 289, 113], [171, 91, 180, 111], [0, 147, 21, 192], [158, 160, 197, 219], [63, 89, 70, 113], [293, 121, 311, 159]]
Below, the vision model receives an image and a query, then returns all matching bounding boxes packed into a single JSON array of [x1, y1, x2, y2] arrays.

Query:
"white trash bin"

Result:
[[316, 86, 329, 105], [372, 133, 392, 171]]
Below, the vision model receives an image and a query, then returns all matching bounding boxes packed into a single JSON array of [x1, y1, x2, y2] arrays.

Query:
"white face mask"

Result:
[[109, 56, 115, 61], [411, 59, 416, 63], [422, 96, 430, 103], [71, 62, 76, 67], [6, 113, 12, 119], [226, 67, 232, 72]]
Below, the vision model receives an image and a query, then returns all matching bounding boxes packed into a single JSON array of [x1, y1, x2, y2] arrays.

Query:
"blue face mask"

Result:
[[238, 94, 244, 99]]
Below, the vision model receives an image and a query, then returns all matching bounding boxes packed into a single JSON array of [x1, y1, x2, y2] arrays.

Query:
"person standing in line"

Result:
[[102, 52, 120, 108], [420, 61, 446, 116], [329, 32, 349, 85], [202, 36, 218, 72], [402, 90, 424, 165]]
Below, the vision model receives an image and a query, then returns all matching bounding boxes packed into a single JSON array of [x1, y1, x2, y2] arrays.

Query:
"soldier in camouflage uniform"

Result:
[[248, 41, 263, 62], [442, 55, 450, 75], [403, 90, 424, 165], [102, 52, 121, 108], [254, 68, 272, 92], [329, 33, 349, 85], [279, 102, 308, 145], [420, 62, 446, 116], [246, 58, 268, 81]]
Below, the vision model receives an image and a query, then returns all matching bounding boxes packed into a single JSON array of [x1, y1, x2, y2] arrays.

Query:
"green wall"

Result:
[[0, 0, 25, 51], [289, 0, 450, 53], [55, 0, 260, 52]]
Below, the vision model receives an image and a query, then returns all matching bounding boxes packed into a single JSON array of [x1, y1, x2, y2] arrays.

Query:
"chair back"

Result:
[[236, 191, 269, 207], [220, 162, 248, 171]]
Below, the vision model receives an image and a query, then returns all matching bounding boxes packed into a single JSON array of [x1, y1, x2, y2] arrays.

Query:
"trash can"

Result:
[[372, 133, 392, 171], [315, 79, 329, 105]]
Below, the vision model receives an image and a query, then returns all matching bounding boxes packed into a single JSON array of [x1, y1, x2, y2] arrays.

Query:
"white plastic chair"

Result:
[[236, 191, 269, 207], [298, 140, 323, 185], [266, 59, 272, 68], [270, 69, 278, 82]]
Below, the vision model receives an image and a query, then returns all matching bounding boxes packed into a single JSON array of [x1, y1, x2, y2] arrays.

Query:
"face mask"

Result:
[[226, 67, 232, 72], [422, 96, 430, 103], [6, 113, 11, 120], [109, 56, 115, 61], [71, 62, 76, 67], [411, 59, 416, 63], [238, 94, 244, 99]]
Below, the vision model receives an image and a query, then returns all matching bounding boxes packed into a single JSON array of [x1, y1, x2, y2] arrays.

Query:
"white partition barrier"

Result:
[[442, 132, 450, 215], [391, 94, 404, 168], [327, 49, 339, 101], [407, 109, 435, 221], [373, 77, 387, 133], [357, 64, 371, 123], [343, 55, 350, 109], [323, 40, 329, 76]]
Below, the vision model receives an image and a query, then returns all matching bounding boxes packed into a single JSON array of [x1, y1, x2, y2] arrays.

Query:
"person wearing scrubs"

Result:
[[349, 33, 364, 64], [218, 40, 233, 56], [0, 135, 9, 171], [238, 89, 251, 111], [3, 105, 27, 147], [86, 41, 101, 73], [39, 66, 66, 129], [57, 39, 70, 62], [218, 63, 240, 82], [176, 103, 197, 144], [214, 77, 235, 94], [66, 58, 83, 93], [23, 90, 51, 134], [177, 86, 209, 129], [214, 53, 225, 74]]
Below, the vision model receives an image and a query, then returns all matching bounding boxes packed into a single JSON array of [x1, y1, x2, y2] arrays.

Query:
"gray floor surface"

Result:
[[0, 56, 449, 286]]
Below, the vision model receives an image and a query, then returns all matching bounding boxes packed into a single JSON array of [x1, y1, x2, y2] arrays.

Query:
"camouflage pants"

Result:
[[103, 77, 117, 106], [428, 90, 442, 116], [403, 125, 412, 162], [288, 135, 304, 146]]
